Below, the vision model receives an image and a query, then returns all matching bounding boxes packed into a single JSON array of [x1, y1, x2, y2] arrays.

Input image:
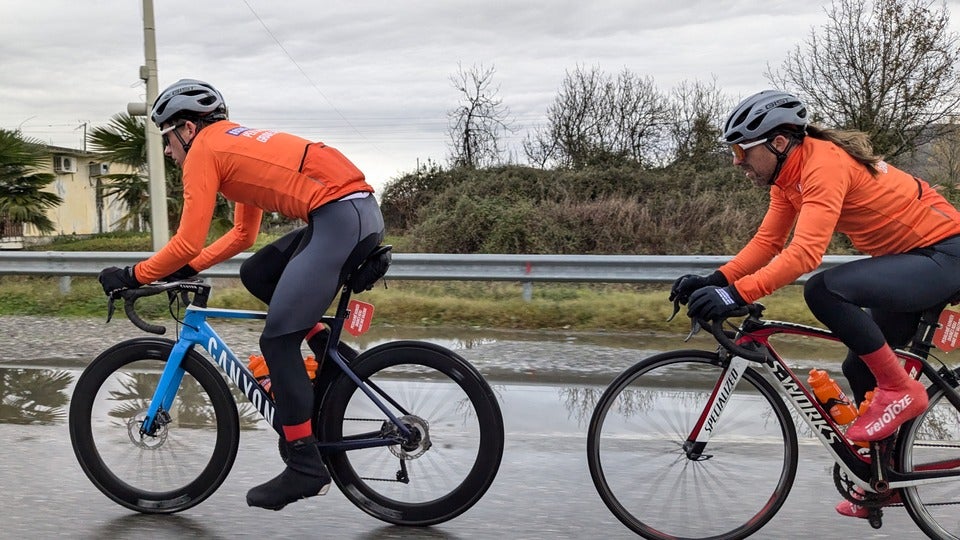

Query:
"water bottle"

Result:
[[857, 389, 876, 417], [808, 369, 859, 425], [247, 354, 319, 395], [247, 354, 273, 394], [851, 389, 877, 447]]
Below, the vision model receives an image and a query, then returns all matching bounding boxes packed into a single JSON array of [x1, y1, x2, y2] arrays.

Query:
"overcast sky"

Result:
[[3, 0, 960, 190]]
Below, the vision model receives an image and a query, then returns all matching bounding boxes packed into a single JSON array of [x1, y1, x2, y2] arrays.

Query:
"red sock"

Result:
[[282, 420, 312, 442], [305, 323, 325, 342], [848, 345, 927, 441], [860, 346, 910, 390]]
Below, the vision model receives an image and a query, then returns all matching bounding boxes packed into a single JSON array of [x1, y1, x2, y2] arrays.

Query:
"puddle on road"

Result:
[[0, 325, 860, 427], [0, 363, 610, 438]]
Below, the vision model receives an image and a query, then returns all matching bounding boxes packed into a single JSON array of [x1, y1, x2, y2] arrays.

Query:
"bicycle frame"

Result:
[[138, 300, 412, 451], [690, 317, 960, 493]]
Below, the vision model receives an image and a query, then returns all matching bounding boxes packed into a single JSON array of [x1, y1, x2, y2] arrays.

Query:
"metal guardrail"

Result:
[[0, 251, 866, 283]]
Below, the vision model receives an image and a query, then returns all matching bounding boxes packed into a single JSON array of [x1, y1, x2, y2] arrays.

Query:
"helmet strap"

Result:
[[172, 128, 194, 155], [762, 137, 797, 185], [171, 118, 210, 155]]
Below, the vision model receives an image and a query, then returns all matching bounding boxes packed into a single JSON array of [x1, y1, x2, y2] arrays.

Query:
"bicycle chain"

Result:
[[360, 476, 403, 483], [833, 464, 899, 508]]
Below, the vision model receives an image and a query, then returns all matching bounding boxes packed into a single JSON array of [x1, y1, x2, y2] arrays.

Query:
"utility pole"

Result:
[[127, 0, 169, 250]]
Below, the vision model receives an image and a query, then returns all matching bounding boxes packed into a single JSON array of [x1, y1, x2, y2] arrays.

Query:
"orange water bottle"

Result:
[[851, 390, 877, 447], [248, 354, 273, 394], [808, 369, 859, 425], [303, 355, 319, 379], [857, 390, 876, 417], [248, 354, 319, 395]]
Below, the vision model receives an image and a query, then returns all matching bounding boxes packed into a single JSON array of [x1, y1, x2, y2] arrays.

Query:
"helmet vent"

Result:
[[728, 109, 750, 131], [746, 114, 767, 131], [721, 90, 809, 144]]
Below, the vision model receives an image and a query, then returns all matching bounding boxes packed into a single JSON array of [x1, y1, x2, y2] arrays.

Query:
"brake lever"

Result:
[[106, 294, 117, 324], [684, 319, 702, 342], [667, 298, 682, 322], [667, 296, 702, 341]]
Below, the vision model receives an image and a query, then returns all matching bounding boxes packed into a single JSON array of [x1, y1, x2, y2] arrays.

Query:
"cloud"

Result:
[[3, 0, 960, 187]]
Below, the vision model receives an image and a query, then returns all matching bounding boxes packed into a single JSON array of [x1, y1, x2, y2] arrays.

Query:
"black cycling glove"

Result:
[[160, 264, 199, 282], [98, 266, 141, 296], [687, 285, 746, 321], [668, 270, 728, 304]]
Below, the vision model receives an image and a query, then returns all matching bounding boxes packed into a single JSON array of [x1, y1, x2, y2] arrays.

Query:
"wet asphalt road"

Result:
[[0, 316, 922, 539]]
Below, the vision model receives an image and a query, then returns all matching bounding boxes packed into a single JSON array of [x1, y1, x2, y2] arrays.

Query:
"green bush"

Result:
[[391, 162, 778, 254]]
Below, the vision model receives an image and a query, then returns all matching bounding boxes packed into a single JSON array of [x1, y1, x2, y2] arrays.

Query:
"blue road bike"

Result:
[[69, 246, 504, 526]]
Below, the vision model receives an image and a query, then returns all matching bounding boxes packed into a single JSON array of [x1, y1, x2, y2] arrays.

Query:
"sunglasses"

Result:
[[160, 123, 185, 148], [730, 138, 768, 160]]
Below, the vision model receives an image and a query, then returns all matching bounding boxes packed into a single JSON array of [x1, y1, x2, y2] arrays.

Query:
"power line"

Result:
[[240, 0, 383, 155]]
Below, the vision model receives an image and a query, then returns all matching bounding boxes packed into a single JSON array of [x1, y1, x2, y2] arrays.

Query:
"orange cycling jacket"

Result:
[[134, 121, 374, 283], [718, 136, 960, 303]]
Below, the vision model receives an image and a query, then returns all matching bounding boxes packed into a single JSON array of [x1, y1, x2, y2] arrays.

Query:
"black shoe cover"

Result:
[[246, 435, 331, 510]]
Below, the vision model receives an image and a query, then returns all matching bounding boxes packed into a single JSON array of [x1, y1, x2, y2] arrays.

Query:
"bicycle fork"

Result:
[[139, 340, 191, 436], [683, 356, 752, 460]]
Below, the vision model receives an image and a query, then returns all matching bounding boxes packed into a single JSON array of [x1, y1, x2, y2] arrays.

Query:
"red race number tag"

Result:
[[933, 306, 960, 352], [346, 300, 375, 337]]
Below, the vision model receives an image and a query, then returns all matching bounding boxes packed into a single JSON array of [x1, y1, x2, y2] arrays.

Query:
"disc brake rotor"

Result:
[[127, 411, 168, 449], [390, 415, 431, 459]]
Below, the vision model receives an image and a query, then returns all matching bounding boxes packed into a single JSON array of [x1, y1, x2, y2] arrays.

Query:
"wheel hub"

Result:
[[390, 415, 431, 459], [127, 410, 168, 449]]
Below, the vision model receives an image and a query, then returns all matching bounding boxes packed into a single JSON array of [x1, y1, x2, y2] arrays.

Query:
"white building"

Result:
[[2, 146, 129, 249]]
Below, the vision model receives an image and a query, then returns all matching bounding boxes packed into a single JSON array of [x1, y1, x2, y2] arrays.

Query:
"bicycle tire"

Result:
[[69, 338, 240, 513], [587, 349, 798, 540], [319, 340, 504, 526], [897, 375, 960, 540]]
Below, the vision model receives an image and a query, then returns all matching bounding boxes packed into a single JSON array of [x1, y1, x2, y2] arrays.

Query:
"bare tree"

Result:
[[666, 77, 731, 169], [769, 0, 960, 160], [524, 65, 667, 169], [921, 115, 960, 184], [522, 128, 557, 169], [447, 63, 513, 169]]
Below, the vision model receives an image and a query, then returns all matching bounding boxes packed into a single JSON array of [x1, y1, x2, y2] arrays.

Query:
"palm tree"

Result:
[[88, 113, 233, 236], [0, 129, 63, 235], [88, 113, 160, 232]]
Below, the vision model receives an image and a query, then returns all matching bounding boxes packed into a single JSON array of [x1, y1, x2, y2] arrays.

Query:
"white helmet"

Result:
[[722, 90, 807, 144], [150, 79, 228, 126]]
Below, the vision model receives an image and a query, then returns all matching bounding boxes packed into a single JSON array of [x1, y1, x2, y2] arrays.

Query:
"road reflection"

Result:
[[0, 330, 931, 539], [0, 323, 855, 436], [87, 513, 228, 540], [0, 362, 831, 441], [0, 366, 70, 424], [5, 363, 619, 453]]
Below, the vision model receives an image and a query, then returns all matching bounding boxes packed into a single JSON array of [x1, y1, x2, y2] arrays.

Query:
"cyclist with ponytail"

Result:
[[669, 89, 960, 518]]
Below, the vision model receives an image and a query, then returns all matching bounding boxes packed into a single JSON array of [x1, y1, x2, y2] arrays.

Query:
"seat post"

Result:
[[910, 303, 948, 356], [333, 284, 353, 321]]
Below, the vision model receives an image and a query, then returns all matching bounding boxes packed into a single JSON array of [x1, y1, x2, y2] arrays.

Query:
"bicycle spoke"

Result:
[[900, 383, 960, 538], [69, 342, 239, 514], [322, 343, 503, 526], [588, 352, 797, 539]]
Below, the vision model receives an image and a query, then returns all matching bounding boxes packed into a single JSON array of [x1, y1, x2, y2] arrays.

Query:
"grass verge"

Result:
[[0, 275, 824, 333], [13, 232, 827, 332]]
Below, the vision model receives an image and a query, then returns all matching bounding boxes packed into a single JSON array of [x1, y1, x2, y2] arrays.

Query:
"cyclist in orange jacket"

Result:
[[669, 89, 960, 517], [98, 79, 384, 511]]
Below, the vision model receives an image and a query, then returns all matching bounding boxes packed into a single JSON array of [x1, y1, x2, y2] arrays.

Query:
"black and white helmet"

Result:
[[722, 90, 808, 144], [150, 79, 228, 127]]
